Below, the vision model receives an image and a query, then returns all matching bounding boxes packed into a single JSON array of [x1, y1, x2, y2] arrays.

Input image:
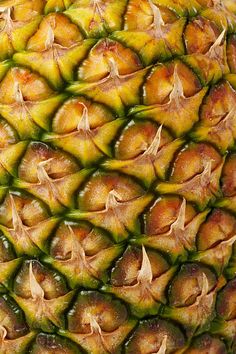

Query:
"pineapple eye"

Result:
[[30, 333, 79, 354], [126, 318, 185, 354], [0, 233, 15, 263], [216, 278, 236, 321], [48, 220, 122, 289], [184, 16, 220, 55], [0, 295, 29, 340], [197, 209, 236, 251], [78, 171, 145, 211], [18, 142, 79, 183], [67, 291, 128, 333], [168, 263, 217, 307], [186, 333, 227, 354], [13, 260, 68, 300], [145, 196, 196, 235], [221, 153, 236, 200], [115, 120, 172, 160], [111, 245, 169, 286], [0, 192, 49, 228]]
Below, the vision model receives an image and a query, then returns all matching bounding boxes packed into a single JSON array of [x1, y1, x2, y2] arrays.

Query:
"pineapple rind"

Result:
[[0, 0, 235, 353]]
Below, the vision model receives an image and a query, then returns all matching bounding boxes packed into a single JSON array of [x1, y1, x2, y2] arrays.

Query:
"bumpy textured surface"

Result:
[[0, 0, 235, 353]]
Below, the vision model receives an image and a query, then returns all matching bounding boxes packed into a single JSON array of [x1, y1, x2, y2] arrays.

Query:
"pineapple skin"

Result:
[[0, 0, 235, 353]]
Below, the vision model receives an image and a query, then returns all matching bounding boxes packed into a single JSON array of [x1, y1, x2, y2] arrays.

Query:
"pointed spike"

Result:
[[207, 29, 226, 59], [153, 5, 165, 27], [199, 273, 209, 298], [36, 158, 63, 206], [105, 190, 122, 210], [222, 234, 236, 247], [10, 194, 23, 231], [37, 158, 54, 184], [9, 194, 34, 249], [200, 161, 212, 187], [107, 57, 119, 78], [14, 82, 24, 104], [0, 324, 7, 341], [45, 24, 55, 49], [192, 273, 215, 328], [222, 107, 236, 128], [93, 0, 104, 19], [88, 314, 111, 353], [68, 224, 75, 238], [156, 335, 167, 354], [5, 7, 11, 19], [148, 0, 165, 28], [29, 261, 44, 300], [212, 29, 226, 48], [0, 7, 12, 32], [77, 105, 90, 131], [143, 125, 162, 158], [37, 164, 50, 184], [170, 198, 186, 232], [0, 7, 10, 18], [67, 225, 99, 278], [68, 225, 86, 261], [213, 234, 236, 267], [137, 245, 153, 284], [89, 315, 102, 335], [169, 65, 184, 103]]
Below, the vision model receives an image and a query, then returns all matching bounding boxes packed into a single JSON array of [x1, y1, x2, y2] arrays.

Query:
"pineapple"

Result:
[[0, 0, 235, 353]]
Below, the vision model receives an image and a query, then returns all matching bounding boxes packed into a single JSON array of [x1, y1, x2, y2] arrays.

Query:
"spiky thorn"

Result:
[[169, 65, 185, 110], [207, 29, 226, 69], [0, 7, 12, 37], [154, 335, 168, 354], [147, 0, 165, 37], [137, 245, 153, 286], [139, 125, 162, 161]]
